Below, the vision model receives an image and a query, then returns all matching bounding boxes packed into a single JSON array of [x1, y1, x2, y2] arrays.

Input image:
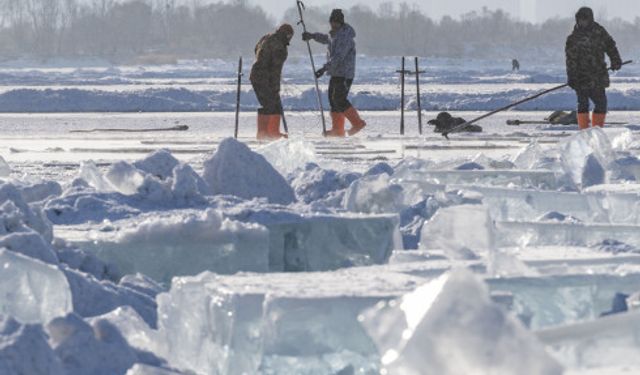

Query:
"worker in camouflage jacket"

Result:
[[566, 7, 623, 129], [303, 9, 366, 137], [250, 24, 294, 140]]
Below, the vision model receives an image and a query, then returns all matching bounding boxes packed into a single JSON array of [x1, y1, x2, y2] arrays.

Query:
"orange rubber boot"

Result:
[[257, 113, 270, 140], [344, 106, 367, 136], [592, 113, 606, 128], [577, 112, 590, 130], [325, 112, 346, 137], [267, 115, 288, 139]]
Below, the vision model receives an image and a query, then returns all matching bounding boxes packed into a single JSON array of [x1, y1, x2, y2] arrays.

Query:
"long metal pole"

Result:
[[400, 56, 405, 136], [281, 105, 289, 133], [415, 57, 423, 135], [234, 56, 242, 139], [296, 1, 327, 135], [443, 60, 633, 139]]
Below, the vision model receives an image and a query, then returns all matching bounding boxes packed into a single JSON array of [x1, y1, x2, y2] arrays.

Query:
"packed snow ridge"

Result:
[[3, 128, 640, 373]]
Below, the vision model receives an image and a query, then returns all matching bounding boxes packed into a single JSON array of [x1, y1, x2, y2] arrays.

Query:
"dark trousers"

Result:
[[328, 77, 353, 113], [576, 88, 607, 114], [251, 80, 282, 115]]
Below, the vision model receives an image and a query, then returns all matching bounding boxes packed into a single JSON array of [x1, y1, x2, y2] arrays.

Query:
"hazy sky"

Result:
[[250, 0, 640, 23]]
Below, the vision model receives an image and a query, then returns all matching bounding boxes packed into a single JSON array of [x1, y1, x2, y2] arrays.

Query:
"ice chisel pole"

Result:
[[296, 1, 327, 135], [415, 57, 423, 135], [234, 56, 242, 139], [281, 104, 289, 133], [442, 60, 633, 139]]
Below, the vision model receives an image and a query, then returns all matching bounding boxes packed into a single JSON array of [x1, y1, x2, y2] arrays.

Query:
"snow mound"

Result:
[[289, 163, 360, 205], [203, 138, 296, 205], [560, 128, 616, 190], [420, 204, 494, 259], [0, 182, 53, 242], [47, 314, 139, 375], [133, 149, 179, 180], [360, 269, 563, 375], [0, 249, 72, 324], [0, 316, 65, 375], [78, 209, 269, 283]]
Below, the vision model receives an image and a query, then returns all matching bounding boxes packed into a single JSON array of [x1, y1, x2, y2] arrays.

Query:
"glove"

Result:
[[302, 32, 313, 42], [611, 60, 622, 71], [567, 78, 578, 90], [315, 67, 326, 79]]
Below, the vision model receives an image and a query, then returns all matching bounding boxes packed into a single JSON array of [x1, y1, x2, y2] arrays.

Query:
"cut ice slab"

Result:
[[488, 272, 640, 329], [538, 310, 640, 371], [401, 169, 559, 189], [57, 208, 401, 280], [420, 204, 495, 259], [145, 269, 427, 375], [0, 249, 72, 324], [57, 209, 270, 284], [360, 269, 563, 375], [496, 221, 640, 248]]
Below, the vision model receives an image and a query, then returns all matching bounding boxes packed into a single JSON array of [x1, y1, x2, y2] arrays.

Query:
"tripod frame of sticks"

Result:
[[397, 56, 426, 136]]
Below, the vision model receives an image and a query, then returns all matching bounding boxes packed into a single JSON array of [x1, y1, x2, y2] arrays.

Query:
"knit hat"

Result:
[[277, 23, 294, 36], [329, 9, 344, 24], [575, 7, 594, 22]]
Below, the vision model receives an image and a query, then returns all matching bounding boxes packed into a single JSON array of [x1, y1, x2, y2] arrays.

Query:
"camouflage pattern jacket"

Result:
[[566, 22, 622, 90], [311, 24, 356, 79], [250, 30, 289, 92]]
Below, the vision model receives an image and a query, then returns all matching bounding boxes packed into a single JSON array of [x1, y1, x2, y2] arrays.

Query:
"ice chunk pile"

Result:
[[559, 128, 615, 189], [79, 209, 270, 283], [360, 269, 563, 375], [289, 163, 360, 205], [203, 138, 296, 205], [343, 173, 404, 214]]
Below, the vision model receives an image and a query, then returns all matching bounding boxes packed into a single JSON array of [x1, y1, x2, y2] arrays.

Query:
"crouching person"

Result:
[[303, 9, 366, 137], [250, 24, 294, 140], [566, 7, 622, 129]]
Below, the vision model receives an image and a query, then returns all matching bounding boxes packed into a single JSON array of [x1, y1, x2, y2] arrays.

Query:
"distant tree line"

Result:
[[0, 0, 638, 62]]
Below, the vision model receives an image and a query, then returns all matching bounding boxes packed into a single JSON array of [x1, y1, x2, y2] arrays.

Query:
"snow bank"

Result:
[[360, 269, 563, 375], [0, 249, 72, 324], [77, 209, 269, 283], [203, 138, 296, 205], [3, 86, 640, 112]]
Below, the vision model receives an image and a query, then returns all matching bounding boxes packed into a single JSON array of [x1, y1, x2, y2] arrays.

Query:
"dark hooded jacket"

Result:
[[250, 29, 289, 92], [311, 24, 357, 79], [565, 9, 622, 90]]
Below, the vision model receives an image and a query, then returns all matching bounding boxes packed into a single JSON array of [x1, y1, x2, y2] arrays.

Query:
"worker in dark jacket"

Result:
[[250, 24, 294, 140], [566, 7, 622, 129], [303, 9, 366, 137]]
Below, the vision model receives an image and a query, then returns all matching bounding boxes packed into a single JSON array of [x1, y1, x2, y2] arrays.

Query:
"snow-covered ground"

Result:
[[2, 57, 640, 374]]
